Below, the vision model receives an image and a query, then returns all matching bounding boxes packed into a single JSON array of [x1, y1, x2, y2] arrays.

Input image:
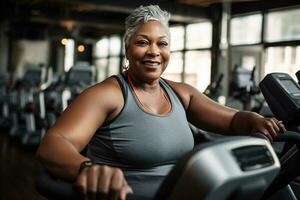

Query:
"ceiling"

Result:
[[0, 0, 299, 40]]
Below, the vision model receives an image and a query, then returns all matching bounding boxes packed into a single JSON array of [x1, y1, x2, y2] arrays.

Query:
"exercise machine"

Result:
[[36, 136, 280, 200], [204, 73, 224, 102], [229, 65, 264, 112], [259, 72, 300, 198]]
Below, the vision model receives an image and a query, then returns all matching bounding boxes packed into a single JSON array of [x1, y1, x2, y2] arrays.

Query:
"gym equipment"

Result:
[[36, 136, 280, 200], [296, 70, 300, 85], [19, 66, 49, 147], [154, 136, 279, 200], [204, 73, 224, 102], [0, 73, 10, 130], [259, 73, 300, 132], [7, 67, 47, 140], [259, 72, 300, 198], [229, 65, 261, 111], [42, 64, 97, 131]]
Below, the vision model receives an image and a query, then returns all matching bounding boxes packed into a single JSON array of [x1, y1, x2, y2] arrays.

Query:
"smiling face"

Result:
[[126, 20, 170, 82]]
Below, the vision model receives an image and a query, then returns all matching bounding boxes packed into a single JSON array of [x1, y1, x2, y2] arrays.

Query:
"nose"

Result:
[[146, 44, 160, 57]]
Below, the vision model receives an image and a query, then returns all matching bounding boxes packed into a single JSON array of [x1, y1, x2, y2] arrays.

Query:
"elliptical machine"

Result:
[[229, 65, 263, 111]]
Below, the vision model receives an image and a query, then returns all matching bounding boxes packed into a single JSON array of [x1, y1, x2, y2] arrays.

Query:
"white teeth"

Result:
[[142, 61, 160, 68], [143, 61, 160, 64]]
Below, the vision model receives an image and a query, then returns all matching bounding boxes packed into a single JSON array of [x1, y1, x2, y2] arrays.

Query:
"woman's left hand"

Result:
[[250, 115, 286, 142]]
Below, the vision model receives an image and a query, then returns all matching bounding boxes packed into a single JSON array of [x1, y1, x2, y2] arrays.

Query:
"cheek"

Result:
[[130, 48, 146, 60], [163, 51, 170, 64]]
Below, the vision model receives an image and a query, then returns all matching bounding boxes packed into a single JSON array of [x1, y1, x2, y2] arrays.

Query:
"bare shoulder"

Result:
[[55, 76, 124, 128], [80, 76, 124, 113], [86, 76, 122, 100]]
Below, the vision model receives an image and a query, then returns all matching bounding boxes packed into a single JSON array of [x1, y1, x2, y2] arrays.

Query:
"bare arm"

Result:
[[167, 80, 285, 139], [37, 77, 133, 199], [36, 77, 122, 180]]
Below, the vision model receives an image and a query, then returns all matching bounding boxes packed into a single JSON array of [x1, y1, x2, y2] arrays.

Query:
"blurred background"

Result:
[[0, 0, 300, 199]]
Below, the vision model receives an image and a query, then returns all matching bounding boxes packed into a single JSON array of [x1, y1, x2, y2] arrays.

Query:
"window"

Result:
[[108, 57, 120, 77], [163, 22, 212, 92], [264, 46, 300, 80], [94, 35, 122, 81], [109, 36, 121, 56], [186, 22, 212, 49], [185, 51, 211, 92], [265, 8, 300, 42], [170, 26, 184, 51], [230, 14, 262, 45], [64, 39, 75, 72], [94, 37, 109, 58], [95, 58, 107, 82], [162, 52, 183, 82]]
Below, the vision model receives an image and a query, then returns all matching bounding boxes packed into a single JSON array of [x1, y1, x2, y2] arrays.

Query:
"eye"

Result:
[[158, 41, 169, 47], [136, 40, 149, 46]]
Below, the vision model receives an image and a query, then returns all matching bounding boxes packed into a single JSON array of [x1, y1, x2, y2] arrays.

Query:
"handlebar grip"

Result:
[[273, 131, 300, 146], [253, 131, 300, 150], [36, 171, 81, 200], [36, 171, 148, 200]]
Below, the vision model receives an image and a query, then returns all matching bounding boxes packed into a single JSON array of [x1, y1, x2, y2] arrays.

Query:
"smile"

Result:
[[141, 60, 161, 68]]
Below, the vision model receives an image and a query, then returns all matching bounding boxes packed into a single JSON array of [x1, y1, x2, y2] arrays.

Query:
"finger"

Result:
[[86, 166, 100, 199], [260, 129, 273, 143], [119, 182, 133, 200], [75, 171, 88, 196], [269, 120, 280, 138], [264, 120, 277, 138], [110, 169, 124, 200], [277, 121, 286, 132], [270, 118, 280, 133], [280, 123, 286, 132], [267, 124, 277, 139], [97, 165, 112, 195]]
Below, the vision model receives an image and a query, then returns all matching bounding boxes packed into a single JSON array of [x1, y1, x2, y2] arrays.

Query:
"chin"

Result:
[[140, 71, 161, 82]]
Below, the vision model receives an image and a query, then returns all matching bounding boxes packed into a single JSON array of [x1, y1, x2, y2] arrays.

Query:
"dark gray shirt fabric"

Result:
[[87, 74, 194, 199]]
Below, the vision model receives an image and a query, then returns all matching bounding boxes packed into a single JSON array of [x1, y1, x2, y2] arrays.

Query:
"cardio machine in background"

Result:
[[43, 64, 97, 130], [6, 65, 51, 148], [0, 73, 10, 130], [204, 73, 224, 102], [228, 65, 272, 116]]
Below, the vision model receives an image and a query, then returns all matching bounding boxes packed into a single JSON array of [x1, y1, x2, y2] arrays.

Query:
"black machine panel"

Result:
[[232, 145, 274, 171], [259, 73, 300, 126]]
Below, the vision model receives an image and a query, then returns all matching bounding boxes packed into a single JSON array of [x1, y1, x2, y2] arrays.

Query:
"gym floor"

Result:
[[0, 133, 46, 200]]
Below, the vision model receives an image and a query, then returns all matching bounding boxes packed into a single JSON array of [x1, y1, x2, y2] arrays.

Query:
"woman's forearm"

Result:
[[36, 133, 88, 181], [229, 111, 262, 135]]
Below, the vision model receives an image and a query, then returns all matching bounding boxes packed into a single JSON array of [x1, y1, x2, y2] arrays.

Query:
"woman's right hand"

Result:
[[75, 164, 133, 200]]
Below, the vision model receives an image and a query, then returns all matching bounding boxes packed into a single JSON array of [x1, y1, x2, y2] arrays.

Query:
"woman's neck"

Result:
[[124, 71, 160, 93]]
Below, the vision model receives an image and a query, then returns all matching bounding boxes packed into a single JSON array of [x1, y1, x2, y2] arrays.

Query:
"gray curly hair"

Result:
[[124, 5, 171, 50]]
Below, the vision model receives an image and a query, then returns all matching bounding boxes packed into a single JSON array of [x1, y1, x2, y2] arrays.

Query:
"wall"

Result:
[[10, 39, 50, 79]]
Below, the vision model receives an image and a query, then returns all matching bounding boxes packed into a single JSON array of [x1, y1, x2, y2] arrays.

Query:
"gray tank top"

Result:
[[87, 74, 194, 199]]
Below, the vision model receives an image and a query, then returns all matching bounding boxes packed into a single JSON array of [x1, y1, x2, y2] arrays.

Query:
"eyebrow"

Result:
[[135, 34, 168, 39]]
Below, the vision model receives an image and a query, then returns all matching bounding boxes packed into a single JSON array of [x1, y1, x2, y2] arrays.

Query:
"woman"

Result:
[[37, 5, 285, 200]]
